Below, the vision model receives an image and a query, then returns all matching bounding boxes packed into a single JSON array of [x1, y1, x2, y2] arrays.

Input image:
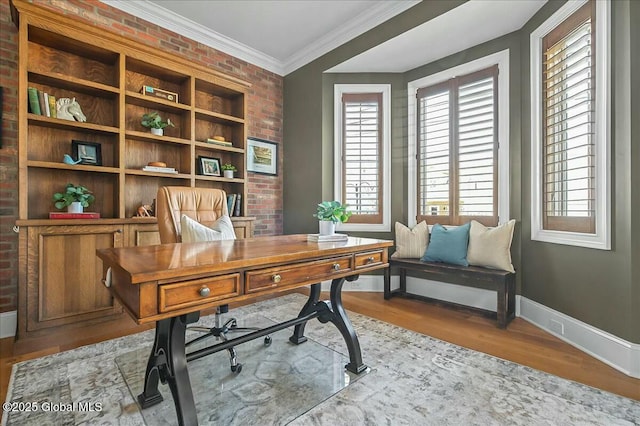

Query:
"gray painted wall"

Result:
[[283, 0, 638, 342]]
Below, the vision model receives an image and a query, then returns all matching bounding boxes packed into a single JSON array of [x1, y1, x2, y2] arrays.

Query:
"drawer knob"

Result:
[[199, 286, 211, 297], [272, 274, 282, 283], [367, 256, 375, 263], [332, 263, 341, 271]]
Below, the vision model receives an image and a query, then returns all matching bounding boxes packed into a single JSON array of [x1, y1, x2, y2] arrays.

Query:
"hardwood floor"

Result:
[[1, 291, 638, 410]]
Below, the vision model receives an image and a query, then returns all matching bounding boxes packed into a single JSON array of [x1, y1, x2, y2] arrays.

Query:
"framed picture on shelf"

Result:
[[197, 156, 221, 176], [247, 137, 278, 176], [72, 140, 102, 165]]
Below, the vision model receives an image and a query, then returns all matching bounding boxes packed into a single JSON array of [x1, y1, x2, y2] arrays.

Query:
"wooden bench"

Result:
[[383, 257, 516, 328]]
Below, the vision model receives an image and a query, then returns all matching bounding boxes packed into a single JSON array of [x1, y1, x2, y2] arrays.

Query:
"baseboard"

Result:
[[0, 310, 17, 338], [519, 297, 640, 379], [338, 275, 639, 379]]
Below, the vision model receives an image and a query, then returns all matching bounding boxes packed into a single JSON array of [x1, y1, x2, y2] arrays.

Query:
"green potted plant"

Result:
[[221, 163, 237, 178], [52, 183, 96, 213], [313, 200, 352, 235], [141, 111, 175, 136]]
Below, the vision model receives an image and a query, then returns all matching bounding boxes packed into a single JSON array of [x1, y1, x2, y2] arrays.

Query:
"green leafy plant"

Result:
[[52, 183, 95, 209], [141, 111, 175, 129], [221, 163, 237, 171], [313, 200, 352, 223]]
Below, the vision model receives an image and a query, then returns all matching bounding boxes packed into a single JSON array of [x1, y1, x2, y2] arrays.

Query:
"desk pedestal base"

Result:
[[138, 276, 366, 426]]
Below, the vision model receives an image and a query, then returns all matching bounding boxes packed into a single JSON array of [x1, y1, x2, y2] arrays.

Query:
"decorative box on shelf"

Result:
[[140, 85, 178, 103], [49, 212, 101, 219]]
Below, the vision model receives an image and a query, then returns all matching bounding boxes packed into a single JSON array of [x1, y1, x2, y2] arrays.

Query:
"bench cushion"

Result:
[[421, 222, 470, 266]]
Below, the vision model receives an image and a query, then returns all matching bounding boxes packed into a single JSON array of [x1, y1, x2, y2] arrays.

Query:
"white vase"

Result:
[[223, 170, 234, 179], [68, 202, 83, 213], [318, 220, 335, 236], [150, 128, 163, 136]]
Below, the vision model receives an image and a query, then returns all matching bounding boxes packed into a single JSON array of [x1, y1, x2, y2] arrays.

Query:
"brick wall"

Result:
[[0, 0, 284, 313]]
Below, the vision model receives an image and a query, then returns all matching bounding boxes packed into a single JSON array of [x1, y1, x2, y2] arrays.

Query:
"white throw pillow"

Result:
[[392, 221, 429, 258], [180, 214, 236, 242], [467, 219, 516, 273]]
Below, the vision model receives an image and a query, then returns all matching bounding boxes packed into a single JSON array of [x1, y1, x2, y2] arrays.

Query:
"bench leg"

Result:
[[399, 268, 407, 293], [497, 275, 516, 329]]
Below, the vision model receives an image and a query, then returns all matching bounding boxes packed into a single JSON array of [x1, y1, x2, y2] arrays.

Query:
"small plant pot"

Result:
[[223, 170, 235, 179], [68, 202, 83, 214], [318, 220, 336, 236], [150, 128, 163, 136]]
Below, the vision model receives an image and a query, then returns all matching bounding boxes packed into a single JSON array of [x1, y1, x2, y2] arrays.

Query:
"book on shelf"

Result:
[[226, 193, 237, 216], [205, 138, 232, 146], [142, 166, 178, 174], [307, 233, 348, 242], [43, 92, 50, 117], [27, 87, 41, 115], [38, 90, 47, 117], [49, 212, 101, 219], [48, 94, 57, 118], [233, 194, 241, 216]]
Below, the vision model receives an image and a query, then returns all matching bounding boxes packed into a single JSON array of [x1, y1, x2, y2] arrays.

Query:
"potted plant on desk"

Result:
[[313, 200, 352, 235]]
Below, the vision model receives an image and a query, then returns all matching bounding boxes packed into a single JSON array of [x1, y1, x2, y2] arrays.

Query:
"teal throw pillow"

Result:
[[421, 222, 471, 266]]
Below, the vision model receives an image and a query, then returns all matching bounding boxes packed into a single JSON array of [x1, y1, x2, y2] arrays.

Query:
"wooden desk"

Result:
[[97, 234, 393, 426]]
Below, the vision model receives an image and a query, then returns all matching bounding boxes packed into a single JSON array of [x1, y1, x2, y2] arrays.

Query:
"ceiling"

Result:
[[104, 0, 546, 76]]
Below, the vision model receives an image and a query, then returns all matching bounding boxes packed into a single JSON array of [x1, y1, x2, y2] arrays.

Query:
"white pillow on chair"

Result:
[[180, 214, 236, 242]]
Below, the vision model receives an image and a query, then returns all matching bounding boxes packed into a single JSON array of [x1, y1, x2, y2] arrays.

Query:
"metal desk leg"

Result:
[[329, 276, 367, 374], [138, 312, 200, 426], [289, 283, 321, 344]]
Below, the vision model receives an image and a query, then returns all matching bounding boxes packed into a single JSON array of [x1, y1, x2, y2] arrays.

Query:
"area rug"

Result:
[[3, 294, 639, 425]]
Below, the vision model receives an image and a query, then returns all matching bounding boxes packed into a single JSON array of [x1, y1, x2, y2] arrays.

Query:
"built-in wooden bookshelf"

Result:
[[11, 0, 254, 350]]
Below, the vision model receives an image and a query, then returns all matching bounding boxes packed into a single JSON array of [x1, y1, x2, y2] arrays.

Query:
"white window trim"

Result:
[[334, 84, 391, 232], [530, 0, 611, 250], [407, 49, 510, 228]]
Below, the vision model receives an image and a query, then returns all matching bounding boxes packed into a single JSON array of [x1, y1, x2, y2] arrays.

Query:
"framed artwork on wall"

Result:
[[247, 137, 278, 176]]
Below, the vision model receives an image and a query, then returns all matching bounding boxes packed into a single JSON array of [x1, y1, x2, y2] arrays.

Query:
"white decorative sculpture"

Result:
[[56, 97, 87, 122]]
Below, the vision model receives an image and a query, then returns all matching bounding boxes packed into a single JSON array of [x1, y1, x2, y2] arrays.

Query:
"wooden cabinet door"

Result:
[[25, 225, 125, 332], [127, 223, 161, 247]]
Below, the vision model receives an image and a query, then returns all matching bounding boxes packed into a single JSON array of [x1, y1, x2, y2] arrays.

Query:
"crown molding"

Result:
[[282, 1, 419, 74], [102, 0, 418, 76], [102, 0, 284, 74]]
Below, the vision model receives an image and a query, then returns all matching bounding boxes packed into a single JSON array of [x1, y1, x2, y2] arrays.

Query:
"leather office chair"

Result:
[[156, 186, 270, 373]]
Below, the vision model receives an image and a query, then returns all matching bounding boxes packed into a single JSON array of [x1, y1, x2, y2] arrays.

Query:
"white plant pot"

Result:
[[150, 128, 163, 136], [223, 170, 234, 179], [318, 220, 336, 236], [68, 202, 83, 213]]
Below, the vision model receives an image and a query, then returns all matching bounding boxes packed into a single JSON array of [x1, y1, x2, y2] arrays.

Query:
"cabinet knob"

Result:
[[199, 286, 210, 297], [332, 263, 341, 271], [272, 274, 282, 283], [367, 256, 375, 263]]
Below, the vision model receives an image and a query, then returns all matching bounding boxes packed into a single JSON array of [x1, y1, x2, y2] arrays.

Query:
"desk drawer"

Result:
[[246, 255, 352, 294], [158, 273, 240, 313], [354, 250, 385, 269]]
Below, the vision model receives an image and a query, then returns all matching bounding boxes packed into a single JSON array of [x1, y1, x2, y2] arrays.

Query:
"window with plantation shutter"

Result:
[[417, 66, 498, 226], [542, 1, 595, 233], [342, 93, 382, 224], [531, 0, 610, 250], [334, 84, 390, 232]]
